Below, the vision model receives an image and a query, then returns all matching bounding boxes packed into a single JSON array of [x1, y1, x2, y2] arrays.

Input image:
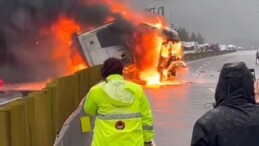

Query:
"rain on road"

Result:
[[0, 51, 257, 146], [145, 51, 257, 146]]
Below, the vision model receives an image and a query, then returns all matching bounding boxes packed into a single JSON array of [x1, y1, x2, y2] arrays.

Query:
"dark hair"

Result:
[[101, 58, 124, 79]]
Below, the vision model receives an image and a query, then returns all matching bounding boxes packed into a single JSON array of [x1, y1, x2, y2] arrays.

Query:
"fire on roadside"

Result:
[[40, 17, 87, 76], [40, 0, 185, 85], [104, 1, 186, 85], [49, 17, 88, 75]]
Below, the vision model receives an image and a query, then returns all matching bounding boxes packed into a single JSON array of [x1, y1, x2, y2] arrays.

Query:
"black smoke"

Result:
[[0, 0, 133, 83]]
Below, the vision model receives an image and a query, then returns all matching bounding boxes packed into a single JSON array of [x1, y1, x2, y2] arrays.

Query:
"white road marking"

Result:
[[208, 88, 215, 93], [187, 57, 212, 64], [0, 97, 22, 106]]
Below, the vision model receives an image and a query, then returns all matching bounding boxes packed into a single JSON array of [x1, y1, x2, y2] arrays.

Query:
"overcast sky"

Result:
[[132, 0, 259, 48]]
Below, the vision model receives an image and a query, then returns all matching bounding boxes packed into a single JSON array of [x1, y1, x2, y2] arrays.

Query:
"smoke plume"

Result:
[[0, 0, 132, 83]]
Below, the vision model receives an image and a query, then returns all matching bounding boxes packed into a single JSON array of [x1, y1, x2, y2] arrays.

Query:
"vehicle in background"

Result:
[[237, 46, 244, 50], [219, 44, 237, 51], [226, 45, 236, 51], [182, 41, 201, 54], [198, 44, 207, 53], [219, 45, 228, 51], [207, 43, 220, 52]]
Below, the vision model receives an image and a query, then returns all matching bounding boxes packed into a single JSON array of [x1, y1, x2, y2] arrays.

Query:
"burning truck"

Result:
[[0, 0, 187, 86], [76, 21, 186, 84]]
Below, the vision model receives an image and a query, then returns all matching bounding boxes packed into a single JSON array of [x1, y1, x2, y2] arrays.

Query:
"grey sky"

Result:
[[132, 0, 259, 48]]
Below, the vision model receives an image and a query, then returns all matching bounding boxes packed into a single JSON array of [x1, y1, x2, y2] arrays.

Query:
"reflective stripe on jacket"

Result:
[[84, 74, 154, 146]]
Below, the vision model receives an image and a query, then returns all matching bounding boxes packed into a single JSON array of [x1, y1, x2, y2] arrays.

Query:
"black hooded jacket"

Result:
[[191, 62, 259, 146]]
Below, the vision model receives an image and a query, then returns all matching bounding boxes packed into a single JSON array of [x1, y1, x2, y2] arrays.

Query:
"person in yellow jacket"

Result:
[[84, 58, 154, 146]]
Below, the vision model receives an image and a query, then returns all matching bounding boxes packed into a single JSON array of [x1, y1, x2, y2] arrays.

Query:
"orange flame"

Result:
[[39, 0, 184, 85], [103, 1, 184, 85], [133, 26, 164, 84], [42, 17, 87, 75]]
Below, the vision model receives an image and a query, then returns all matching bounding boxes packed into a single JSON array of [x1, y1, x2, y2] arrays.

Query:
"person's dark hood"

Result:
[[215, 62, 255, 107]]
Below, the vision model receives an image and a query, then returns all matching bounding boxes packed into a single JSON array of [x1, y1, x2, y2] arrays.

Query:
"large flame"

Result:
[[51, 17, 87, 75], [41, 17, 87, 76], [39, 0, 184, 85], [133, 25, 164, 85], [101, 1, 184, 85], [105, 1, 171, 85]]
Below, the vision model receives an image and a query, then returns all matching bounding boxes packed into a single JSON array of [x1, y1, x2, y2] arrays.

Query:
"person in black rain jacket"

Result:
[[191, 62, 259, 146]]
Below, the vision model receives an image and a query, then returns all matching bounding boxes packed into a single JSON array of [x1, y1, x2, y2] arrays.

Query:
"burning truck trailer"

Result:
[[76, 21, 187, 85]]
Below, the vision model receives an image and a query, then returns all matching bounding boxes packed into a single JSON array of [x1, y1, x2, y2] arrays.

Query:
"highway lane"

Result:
[[1, 50, 257, 145], [0, 82, 45, 105], [0, 91, 22, 106], [145, 51, 257, 146]]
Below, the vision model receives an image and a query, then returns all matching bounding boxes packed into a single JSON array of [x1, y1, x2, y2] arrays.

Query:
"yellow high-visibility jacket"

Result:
[[84, 74, 154, 146]]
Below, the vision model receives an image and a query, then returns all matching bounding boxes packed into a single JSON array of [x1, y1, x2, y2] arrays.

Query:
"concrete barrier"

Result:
[[184, 50, 236, 61], [0, 65, 103, 146]]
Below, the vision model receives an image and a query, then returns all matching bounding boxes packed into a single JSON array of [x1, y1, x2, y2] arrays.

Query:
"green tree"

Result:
[[196, 33, 205, 44], [190, 32, 197, 42], [177, 27, 189, 41], [175, 27, 205, 43]]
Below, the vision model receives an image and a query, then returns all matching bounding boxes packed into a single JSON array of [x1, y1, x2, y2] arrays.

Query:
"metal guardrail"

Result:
[[184, 50, 236, 61]]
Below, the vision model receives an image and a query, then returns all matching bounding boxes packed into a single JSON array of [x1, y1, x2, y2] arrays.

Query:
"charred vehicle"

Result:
[[76, 21, 186, 83]]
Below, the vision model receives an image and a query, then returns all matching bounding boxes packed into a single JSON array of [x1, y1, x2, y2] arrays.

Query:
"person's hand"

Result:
[[254, 80, 259, 104]]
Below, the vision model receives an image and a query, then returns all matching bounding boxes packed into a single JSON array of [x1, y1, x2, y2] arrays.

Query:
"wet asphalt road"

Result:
[[145, 51, 258, 146], [0, 50, 257, 145], [0, 91, 22, 106]]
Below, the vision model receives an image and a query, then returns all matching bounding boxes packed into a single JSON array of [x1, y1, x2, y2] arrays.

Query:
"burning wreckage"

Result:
[[76, 21, 187, 85], [0, 0, 187, 88]]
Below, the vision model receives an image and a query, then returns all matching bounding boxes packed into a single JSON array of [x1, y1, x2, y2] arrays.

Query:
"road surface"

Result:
[[0, 82, 44, 106], [2, 50, 257, 145], [145, 50, 257, 146], [0, 91, 22, 106]]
